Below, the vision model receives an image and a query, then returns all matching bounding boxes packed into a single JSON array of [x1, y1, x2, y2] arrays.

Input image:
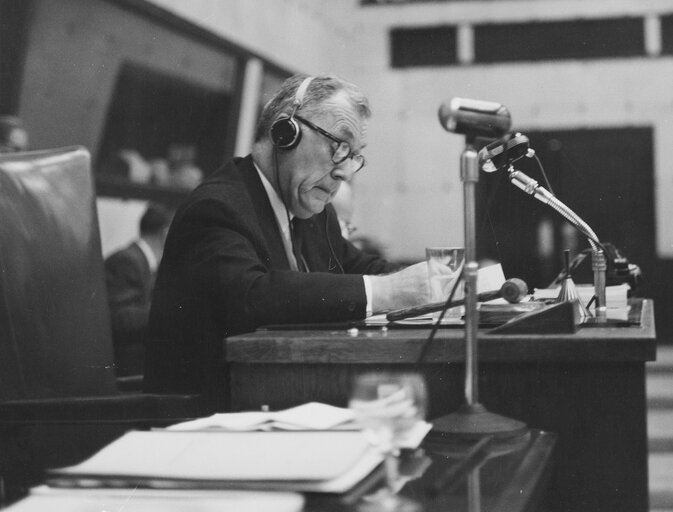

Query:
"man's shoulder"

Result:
[[185, 156, 254, 203], [173, 156, 262, 225]]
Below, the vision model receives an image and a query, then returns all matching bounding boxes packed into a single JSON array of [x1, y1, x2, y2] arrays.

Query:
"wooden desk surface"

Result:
[[225, 299, 656, 364]]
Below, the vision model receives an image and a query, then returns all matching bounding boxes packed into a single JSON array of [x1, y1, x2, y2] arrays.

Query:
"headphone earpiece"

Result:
[[270, 76, 314, 150], [271, 116, 302, 149]]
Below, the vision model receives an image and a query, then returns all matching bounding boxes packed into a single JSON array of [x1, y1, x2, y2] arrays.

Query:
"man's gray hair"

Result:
[[254, 74, 371, 142]]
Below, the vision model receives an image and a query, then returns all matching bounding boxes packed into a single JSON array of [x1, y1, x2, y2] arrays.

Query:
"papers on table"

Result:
[[48, 430, 384, 494], [166, 402, 432, 450], [533, 283, 629, 309], [45, 403, 432, 497], [167, 402, 355, 431], [367, 263, 513, 326], [6, 486, 305, 512]]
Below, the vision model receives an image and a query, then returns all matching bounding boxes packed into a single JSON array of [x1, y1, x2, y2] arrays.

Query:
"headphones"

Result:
[[270, 76, 314, 150]]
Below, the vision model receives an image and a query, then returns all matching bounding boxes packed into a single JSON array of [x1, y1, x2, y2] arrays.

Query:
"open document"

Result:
[[166, 402, 355, 431], [163, 402, 432, 447]]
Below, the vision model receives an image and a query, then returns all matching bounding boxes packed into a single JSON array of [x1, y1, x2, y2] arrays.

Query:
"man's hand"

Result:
[[369, 261, 452, 313]]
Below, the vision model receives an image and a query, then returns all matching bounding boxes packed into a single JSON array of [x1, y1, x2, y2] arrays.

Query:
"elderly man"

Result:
[[144, 74, 438, 404]]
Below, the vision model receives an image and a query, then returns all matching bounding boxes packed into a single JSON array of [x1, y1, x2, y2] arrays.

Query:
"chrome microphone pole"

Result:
[[461, 145, 480, 408], [431, 99, 528, 438]]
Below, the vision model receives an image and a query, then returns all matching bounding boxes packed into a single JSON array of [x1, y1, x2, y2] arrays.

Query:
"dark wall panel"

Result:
[[390, 26, 457, 68], [474, 17, 645, 63], [661, 13, 673, 55]]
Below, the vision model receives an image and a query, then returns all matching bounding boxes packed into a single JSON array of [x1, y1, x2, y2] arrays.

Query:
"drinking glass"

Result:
[[426, 246, 465, 322], [349, 372, 428, 512]]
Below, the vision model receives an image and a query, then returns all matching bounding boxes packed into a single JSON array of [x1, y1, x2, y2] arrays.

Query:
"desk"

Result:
[[224, 299, 656, 512]]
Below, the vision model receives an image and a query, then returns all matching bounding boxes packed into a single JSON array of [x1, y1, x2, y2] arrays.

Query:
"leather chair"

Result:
[[0, 147, 205, 501]]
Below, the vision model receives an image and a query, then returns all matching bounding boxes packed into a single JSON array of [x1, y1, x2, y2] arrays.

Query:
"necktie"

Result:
[[290, 217, 307, 272]]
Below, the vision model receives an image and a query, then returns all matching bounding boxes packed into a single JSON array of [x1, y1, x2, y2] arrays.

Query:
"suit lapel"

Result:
[[237, 156, 292, 270]]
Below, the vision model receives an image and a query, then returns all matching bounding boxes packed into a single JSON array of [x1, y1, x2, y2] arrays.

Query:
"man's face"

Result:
[[279, 92, 367, 219]]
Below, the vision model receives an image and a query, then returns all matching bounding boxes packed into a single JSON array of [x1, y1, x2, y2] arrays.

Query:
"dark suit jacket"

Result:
[[104, 241, 153, 376], [144, 155, 396, 402]]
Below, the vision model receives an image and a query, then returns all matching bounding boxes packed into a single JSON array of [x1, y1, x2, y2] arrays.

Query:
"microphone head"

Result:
[[438, 98, 512, 138], [479, 132, 531, 173], [500, 278, 528, 303]]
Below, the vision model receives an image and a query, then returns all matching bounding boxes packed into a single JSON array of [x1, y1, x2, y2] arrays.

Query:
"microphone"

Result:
[[508, 169, 555, 205], [386, 278, 529, 322], [438, 98, 512, 138], [479, 132, 534, 173]]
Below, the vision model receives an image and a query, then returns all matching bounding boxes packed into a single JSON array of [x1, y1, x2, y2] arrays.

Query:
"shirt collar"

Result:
[[135, 237, 158, 272]]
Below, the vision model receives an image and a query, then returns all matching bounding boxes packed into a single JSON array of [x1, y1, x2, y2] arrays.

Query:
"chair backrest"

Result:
[[0, 146, 118, 400]]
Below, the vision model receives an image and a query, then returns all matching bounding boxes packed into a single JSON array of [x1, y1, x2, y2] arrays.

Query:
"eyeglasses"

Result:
[[294, 114, 366, 174]]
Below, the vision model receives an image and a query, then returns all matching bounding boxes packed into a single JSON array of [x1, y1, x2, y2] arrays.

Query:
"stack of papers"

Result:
[[47, 430, 383, 494], [6, 486, 304, 512], [46, 403, 433, 496]]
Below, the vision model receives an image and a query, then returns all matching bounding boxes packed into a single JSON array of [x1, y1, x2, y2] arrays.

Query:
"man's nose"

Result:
[[330, 161, 356, 182]]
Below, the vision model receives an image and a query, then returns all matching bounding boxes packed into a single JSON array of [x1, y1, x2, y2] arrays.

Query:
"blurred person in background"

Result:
[[105, 202, 173, 376], [332, 179, 388, 259]]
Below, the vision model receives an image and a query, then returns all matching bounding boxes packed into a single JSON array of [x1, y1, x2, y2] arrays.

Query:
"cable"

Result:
[[415, 266, 465, 366], [532, 152, 555, 196]]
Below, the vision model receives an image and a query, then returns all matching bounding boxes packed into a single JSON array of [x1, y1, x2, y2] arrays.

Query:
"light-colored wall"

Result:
[[145, 0, 673, 262], [98, 197, 147, 257]]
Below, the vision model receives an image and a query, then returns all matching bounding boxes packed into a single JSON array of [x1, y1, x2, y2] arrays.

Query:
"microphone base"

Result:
[[428, 403, 528, 441]]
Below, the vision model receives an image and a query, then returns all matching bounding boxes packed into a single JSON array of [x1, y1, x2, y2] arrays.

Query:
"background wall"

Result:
[[148, 0, 673, 263], [6, 0, 672, 330]]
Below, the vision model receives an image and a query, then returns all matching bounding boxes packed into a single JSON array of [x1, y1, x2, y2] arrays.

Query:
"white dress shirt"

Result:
[[136, 237, 158, 273], [253, 162, 373, 316]]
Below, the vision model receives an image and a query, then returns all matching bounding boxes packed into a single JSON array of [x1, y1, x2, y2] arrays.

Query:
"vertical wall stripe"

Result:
[[457, 23, 474, 64], [235, 57, 263, 157], [645, 15, 662, 56]]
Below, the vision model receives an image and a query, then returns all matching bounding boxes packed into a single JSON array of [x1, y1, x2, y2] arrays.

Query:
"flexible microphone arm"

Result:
[[507, 166, 607, 320], [386, 277, 528, 322]]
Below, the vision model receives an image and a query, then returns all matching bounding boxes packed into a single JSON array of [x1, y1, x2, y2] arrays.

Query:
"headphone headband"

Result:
[[293, 76, 314, 111], [271, 76, 315, 150]]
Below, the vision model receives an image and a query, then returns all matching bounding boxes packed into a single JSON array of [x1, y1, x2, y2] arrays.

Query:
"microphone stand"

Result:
[[507, 167, 607, 322], [430, 137, 527, 440]]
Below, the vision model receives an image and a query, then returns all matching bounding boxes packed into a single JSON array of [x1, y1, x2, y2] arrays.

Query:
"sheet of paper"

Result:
[[167, 402, 355, 432], [476, 262, 507, 293]]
